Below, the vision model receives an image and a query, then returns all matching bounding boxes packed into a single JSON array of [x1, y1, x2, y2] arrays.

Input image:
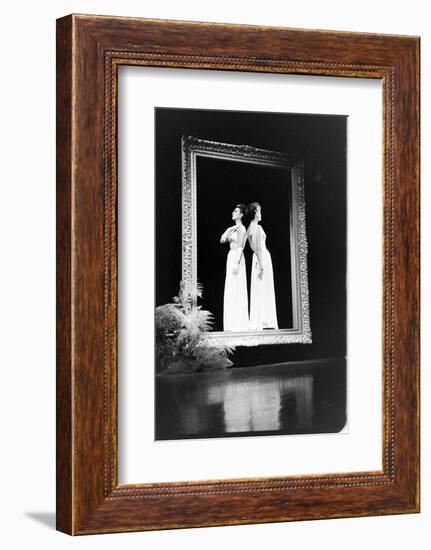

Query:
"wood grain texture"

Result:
[[56, 14, 420, 535], [56, 15, 73, 535]]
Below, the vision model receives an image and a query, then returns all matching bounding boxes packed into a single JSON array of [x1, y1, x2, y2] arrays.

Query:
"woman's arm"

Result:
[[255, 227, 264, 279], [220, 226, 235, 244]]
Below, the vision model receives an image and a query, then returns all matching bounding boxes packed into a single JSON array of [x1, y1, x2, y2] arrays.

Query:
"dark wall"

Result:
[[196, 156, 293, 331], [155, 107, 346, 366]]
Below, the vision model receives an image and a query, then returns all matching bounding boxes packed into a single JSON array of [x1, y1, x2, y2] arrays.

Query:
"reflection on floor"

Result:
[[155, 358, 346, 440]]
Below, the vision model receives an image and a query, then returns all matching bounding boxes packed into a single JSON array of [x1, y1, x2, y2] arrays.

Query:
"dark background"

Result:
[[196, 156, 293, 330], [155, 107, 347, 367]]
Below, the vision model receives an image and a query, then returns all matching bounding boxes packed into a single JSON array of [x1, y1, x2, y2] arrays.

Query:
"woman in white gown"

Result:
[[246, 202, 278, 330], [220, 204, 249, 331]]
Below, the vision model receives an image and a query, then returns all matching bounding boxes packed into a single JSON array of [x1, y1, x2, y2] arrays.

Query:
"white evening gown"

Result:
[[223, 228, 249, 331], [249, 225, 278, 330]]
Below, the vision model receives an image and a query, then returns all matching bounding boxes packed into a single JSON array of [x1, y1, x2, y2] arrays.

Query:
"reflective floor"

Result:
[[155, 358, 346, 440]]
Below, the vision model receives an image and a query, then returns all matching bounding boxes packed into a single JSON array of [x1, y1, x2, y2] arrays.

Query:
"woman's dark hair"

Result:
[[235, 203, 246, 215], [245, 202, 261, 225]]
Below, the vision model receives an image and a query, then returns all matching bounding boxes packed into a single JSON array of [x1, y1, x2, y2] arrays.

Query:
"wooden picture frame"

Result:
[[56, 14, 420, 535]]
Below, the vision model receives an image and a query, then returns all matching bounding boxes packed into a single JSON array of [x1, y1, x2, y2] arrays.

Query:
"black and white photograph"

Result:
[[155, 106, 347, 441], [0, 0, 424, 545]]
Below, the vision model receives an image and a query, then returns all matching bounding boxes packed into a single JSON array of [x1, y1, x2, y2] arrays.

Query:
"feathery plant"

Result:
[[155, 281, 234, 374]]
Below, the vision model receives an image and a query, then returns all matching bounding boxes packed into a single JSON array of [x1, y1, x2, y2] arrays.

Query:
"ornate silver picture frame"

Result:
[[181, 135, 312, 346]]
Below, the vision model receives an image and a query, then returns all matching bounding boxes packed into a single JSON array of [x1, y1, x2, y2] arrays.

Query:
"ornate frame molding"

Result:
[[181, 135, 312, 346], [56, 14, 419, 535]]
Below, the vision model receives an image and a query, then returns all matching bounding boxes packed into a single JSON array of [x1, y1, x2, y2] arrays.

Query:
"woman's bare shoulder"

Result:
[[253, 224, 263, 235]]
